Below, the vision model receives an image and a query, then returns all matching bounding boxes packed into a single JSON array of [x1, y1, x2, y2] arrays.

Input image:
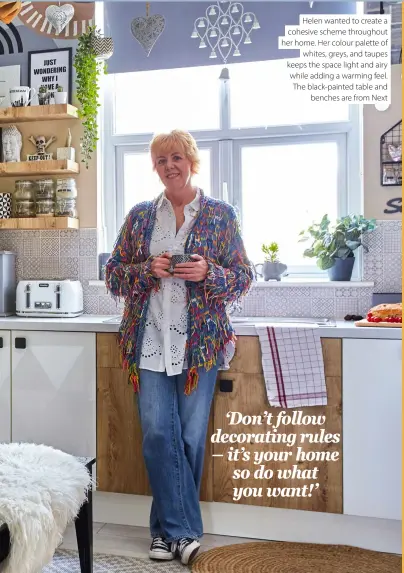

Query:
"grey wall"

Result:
[[104, 1, 356, 74], [366, 1, 402, 64]]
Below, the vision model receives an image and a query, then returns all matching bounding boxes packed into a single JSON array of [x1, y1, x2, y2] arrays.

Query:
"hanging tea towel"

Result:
[[256, 324, 327, 408]]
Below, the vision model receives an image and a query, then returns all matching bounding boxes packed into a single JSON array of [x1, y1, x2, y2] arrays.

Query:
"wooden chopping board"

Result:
[[354, 319, 402, 328]]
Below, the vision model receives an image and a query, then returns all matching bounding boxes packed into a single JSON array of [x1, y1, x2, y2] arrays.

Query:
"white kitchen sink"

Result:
[[102, 315, 336, 327]]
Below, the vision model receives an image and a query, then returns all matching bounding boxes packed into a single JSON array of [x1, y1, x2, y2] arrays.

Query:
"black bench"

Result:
[[0, 456, 95, 573]]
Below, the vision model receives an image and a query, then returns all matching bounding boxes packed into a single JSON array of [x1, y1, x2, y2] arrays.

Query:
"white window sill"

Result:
[[89, 279, 374, 288]]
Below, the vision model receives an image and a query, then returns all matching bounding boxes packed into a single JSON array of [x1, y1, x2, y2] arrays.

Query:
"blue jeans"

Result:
[[137, 366, 218, 542]]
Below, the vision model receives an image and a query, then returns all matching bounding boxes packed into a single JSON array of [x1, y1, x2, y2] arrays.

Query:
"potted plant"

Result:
[[38, 85, 50, 105], [74, 26, 111, 168], [299, 214, 377, 281], [255, 242, 288, 281], [55, 85, 68, 105]]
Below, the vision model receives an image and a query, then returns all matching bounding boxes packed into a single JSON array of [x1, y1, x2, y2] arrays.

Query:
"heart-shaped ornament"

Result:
[[131, 14, 165, 56], [45, 4, 74, 35]]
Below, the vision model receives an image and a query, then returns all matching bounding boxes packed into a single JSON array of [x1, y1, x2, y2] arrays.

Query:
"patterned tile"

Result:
[[60, 231, 79, 257], [23, 231, 41, 257], [60, 257, 79, 280], [21, 257, 42, 280], [37, 257, 60, 279], [16, 256, 23, 281], [358, 296, 373, 316], [79, 228, 97, 239], [79, 257, 98, 280], [335, 298, 359, 318], [335, 287, 360, 298], [98, 295, 121, 315], [41, 236, 60, 258], [311, 298, 336, 318], [264, 294, 288, 317], [83, 295, 99, 314], [310, 288, 334, 298], [383, 231, 401, 253], [241, 289, 266, 316], [79, 237, 97, 257], [40, 230, 58, 239], [287, 296, 312, 317]]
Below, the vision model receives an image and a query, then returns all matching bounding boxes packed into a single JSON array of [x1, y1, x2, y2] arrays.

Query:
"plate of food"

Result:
[[355, 302, 402, 327]]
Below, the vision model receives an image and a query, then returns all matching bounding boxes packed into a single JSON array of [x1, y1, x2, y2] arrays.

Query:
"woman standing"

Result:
[[105, 130, 254, 565]]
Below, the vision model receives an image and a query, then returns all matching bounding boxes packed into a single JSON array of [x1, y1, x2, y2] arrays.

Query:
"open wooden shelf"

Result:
[[0, 104, 79, 124], [0, 159, 79, 177], [0, 217, 79, 230]]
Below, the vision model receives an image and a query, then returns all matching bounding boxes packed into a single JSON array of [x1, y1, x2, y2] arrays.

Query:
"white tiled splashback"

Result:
[[0, 220, 400, 318]]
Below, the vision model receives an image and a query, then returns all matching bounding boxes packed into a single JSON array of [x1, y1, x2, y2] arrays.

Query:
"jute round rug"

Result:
[[191, 542, 401, 573]]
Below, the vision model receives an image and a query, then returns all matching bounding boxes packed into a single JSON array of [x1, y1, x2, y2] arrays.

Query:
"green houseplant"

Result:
[[256, 242, 288, 281], [299, 214, 377, 281], [74, 26, 106, 168]]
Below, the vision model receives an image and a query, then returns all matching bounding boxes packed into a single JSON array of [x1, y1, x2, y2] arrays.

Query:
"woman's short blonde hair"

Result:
[[149, 129, 200, 175]]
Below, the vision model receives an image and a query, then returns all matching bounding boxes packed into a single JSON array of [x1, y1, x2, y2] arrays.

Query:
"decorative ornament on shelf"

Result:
[[27, 134, 56, 161], [57, 128, 75, 161], [131, 2, 165, 57], [17, 1, 94, 39], [45, 3, 75, 35], [191, 1, 260, 64], [2, 125, 22, 163]]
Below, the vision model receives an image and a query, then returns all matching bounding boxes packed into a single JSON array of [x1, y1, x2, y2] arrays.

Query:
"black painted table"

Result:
[[0, 456, 95, 573]]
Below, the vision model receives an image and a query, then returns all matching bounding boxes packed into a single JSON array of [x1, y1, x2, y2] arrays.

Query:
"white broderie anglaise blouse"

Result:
[[139, 188, 234, 375]]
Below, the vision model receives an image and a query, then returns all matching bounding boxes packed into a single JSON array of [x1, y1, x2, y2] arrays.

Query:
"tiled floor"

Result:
[[61, 522, 260, 559]]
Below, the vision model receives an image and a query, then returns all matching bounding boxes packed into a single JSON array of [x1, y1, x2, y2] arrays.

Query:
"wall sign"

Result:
[[28, 48, 72, 105], [384, 197, 402, 215]]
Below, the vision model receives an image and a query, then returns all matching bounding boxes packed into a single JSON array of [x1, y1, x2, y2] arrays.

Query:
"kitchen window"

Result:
[[101, 59, 361, 277]]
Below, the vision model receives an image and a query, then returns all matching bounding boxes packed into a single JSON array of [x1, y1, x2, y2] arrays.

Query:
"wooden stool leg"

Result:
[[75, 467, 93, 573]]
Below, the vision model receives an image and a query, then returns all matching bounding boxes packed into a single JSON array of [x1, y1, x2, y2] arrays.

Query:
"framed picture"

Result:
[[0, 65, 21, 108], [28, 48, 72, 106]]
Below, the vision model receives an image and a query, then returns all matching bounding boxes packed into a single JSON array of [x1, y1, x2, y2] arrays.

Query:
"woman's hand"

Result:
[[173, 254, 208, 282], [150, 253, 172, 278]]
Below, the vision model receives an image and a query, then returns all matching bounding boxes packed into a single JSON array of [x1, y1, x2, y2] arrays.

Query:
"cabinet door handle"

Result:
[[15, 337, 26, 349], [0, 337, 3, 349], [219, 379, 233, 393]]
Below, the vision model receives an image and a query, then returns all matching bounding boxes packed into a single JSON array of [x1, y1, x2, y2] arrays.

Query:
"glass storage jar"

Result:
[[56, 178, 77, 199], [36, 199, 55, 217], [15, 200, 35, 218], [14, 180, 35, 201], [36, 179, 55, 200], [55, 197, 78, 218]]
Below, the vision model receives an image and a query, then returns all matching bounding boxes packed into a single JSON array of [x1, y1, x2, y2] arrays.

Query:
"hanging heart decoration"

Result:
[[131, 13, 165, 57], [45, 4, 75, 35], [388, 144, 402, 162]]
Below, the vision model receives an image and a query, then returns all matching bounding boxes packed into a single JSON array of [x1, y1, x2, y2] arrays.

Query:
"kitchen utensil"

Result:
[[16, 279, 83, 318]]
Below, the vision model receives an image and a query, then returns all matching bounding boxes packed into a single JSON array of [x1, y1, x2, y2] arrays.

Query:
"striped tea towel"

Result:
[[256, 325, 327, 408]]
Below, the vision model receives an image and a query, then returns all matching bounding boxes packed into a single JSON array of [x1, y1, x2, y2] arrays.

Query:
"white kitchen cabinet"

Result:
[[11, 331, 96, 458], [0, 331, 11, 443], [343, 338, 401, 521]]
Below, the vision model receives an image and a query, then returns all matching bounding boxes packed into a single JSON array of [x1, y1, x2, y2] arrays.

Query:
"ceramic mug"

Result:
[[168, 254, 194, 274], [9, 86, 36, 107]]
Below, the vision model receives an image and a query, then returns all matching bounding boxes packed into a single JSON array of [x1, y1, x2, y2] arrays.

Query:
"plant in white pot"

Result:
[[55, 85, 68, 104], [255, 242, 288, 281], [299, 214, 377, 281]]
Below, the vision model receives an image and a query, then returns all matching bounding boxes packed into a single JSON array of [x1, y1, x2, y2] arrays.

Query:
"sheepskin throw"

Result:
[[0, 443, 93, 573]]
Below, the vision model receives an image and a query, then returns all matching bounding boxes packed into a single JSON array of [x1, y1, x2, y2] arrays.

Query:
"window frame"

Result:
[[101, 70, 362, 278]]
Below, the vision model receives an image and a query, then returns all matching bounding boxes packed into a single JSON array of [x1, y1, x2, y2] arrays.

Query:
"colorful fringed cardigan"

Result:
[[105, 191, 255, 395]]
